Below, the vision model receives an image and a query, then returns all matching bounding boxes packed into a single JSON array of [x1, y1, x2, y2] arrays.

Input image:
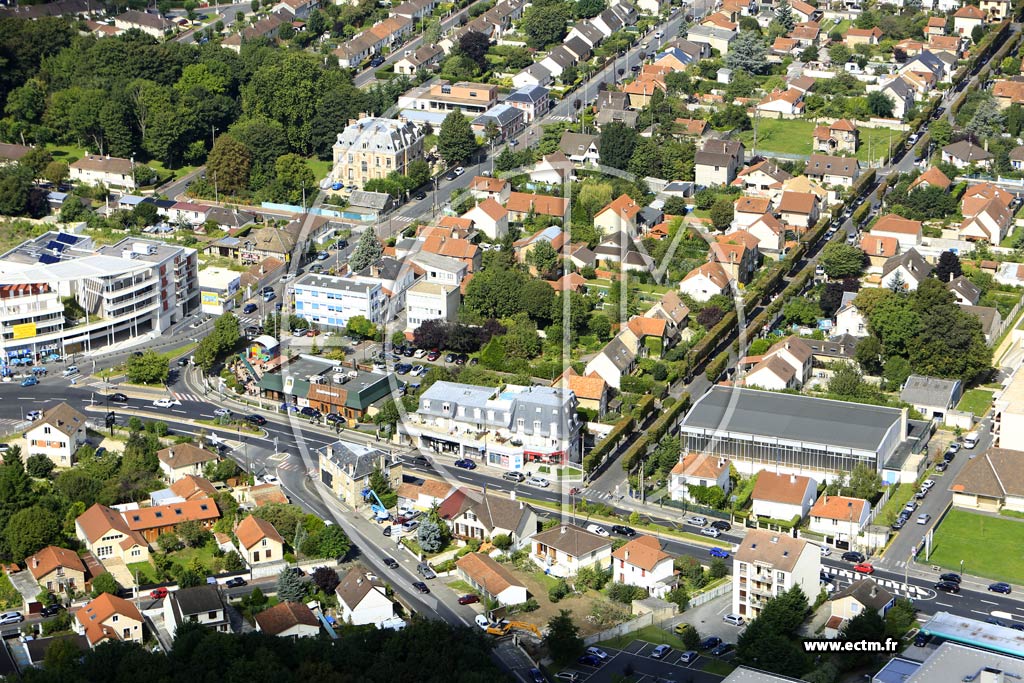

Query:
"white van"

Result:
[[964, 431, 979, 449]]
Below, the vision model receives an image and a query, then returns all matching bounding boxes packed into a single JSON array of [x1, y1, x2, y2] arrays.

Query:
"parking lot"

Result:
[[558, 641, 733, 683]]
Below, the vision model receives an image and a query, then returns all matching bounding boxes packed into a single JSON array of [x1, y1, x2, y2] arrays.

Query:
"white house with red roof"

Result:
[[611, 535, 676, 597], [594, 194, 642, 236], [870, 214, 922, 250], [808, 494, 871, 547], [680, 261, 731, 302], [752, 471, 818, 522], [462, 198, 509, 240], [670, 453, 731, 503]]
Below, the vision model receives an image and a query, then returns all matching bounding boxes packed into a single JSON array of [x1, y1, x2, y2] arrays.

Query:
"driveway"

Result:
[[560, 641, 731, 683]]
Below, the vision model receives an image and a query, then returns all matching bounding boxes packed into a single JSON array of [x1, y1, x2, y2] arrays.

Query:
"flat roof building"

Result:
[[680, 386, 908, 479]]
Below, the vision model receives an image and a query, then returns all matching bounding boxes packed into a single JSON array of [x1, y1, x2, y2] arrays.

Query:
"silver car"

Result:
[[528, 476, 550, 488]]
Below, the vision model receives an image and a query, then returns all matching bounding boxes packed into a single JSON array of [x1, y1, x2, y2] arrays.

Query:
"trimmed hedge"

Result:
[[621, 393, 690, 473], [706, 350, 730, 382], [584, 415, 635, 474]]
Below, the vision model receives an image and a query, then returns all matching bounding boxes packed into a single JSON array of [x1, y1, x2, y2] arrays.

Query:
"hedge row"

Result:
[[706, 350, 730, 383], [584, 415, 635, 474], [850, 168, 877, 200], [687, 309, 737, 371], [621, 393, 691, 473]]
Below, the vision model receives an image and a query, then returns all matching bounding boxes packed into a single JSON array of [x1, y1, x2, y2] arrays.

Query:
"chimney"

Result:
[[33, 558, 39, 569], [560, 525, 566, 534], [356, 577, 363, 585], [980, 668, 1007, 683], [870, 584, 877, 598], [624, 550, 629, 561], [168, 449, 174, 460], [789, 474, 796, 484], [519, 501, 524, 510]]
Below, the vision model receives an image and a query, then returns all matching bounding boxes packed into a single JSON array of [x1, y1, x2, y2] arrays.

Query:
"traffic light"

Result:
[[105, 411, 116, 435]]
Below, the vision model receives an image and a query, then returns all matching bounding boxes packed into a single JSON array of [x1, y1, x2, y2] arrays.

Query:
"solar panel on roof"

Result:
[[45, 241, 66, 252], [55, 233, 78, 245], [38, 254, 59, 264]]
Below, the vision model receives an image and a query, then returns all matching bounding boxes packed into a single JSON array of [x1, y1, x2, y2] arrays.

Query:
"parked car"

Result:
[[710, 547, 730, 558], [701, 637, 722, 650], [585, 647, 608, 661], [528, 476, 550, 488], [701, 527, 721, 538], [842, 551, 866, 563], [213, 407, 231, 418], [914, 632, 931, 647], [936, 461, 949, 472], [577, 655, 602, 667], [710, 520, 732, 532], [149, 587, 168, 600], [412, 581, 430, 594], [109, 393, 129, 403], [710, 643, 733, 656], [947, 442, 961, 453], [940, 573, 961, 584], [611, 525, 636, 537], [819, 545, 832, 557], [458, 594, 480, 605], [651, 644, 671, 659], [922, 479, 936, 489], [401, 520, 419, 532], [989, 582, 1012, 594], [0, 612, 23, 625], [453, 458, 477, 470], [917, 513, 931, 525], [585, 524, 609, 537], [527, 668, 545, 683], [502, 471, 525, 483], [679, 650, 699, 664], [935, 581, 960, 593], [853, 563, 875, 574], [554, 672, 580, 682], [426, 350, 440, 361], [39, 604, 63, 618], [299, 407, 322, 420], [225, 577, 247, 588], [416, 562, 436, 579], [687, 516, 707, 527]]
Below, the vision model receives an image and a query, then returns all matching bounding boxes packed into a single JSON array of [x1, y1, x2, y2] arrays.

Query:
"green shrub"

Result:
[[548, 579, 569, 603], [606, 582, 649, 604]]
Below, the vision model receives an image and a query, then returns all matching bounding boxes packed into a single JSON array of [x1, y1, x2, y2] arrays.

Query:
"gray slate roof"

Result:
[[900, 375, 960, 409]]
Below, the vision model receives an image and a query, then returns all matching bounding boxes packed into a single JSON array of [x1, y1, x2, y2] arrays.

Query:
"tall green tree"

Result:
[[867, 91, 895, 118], [545, 610, 584, 665], [437, 111, 477, 165], [598, 122, 637, 170], [522, 1, 571, 48], [206, 134, 251, 194], [349, 227, 383, 272], [775, 0, 796, 32], [725, 31, 769, 75]]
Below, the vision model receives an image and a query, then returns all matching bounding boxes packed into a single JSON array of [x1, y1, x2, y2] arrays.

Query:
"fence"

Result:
[[583, 610, 658, 646], [688, 579, 733, 609]]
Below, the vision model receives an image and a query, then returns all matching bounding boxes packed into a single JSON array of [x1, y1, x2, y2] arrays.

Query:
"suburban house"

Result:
[[396, 476, 454, 511], [75, 504, 150, 565], [981, 0, 1012, 20], [553, 368, 610, 417], [75, 593, 144, 647], [611, 535, 676, 598], [900, 375, 963, 421], [69, 155, 137, 189], [756, 88, 805, 116], [958, 197, 1013, 243], [669, 453, 731, 503], [952, 4, 985, 35], [695, 139, 744, 187], [680, 261, 731, 302], [804, 154, 860, 187], [950, 448, 1024, 513], [737, 159, 792, 196], [25, 403, 87, 468], [317, 441, 401, 509], [825, 579, 895, 638], [878, 77, 915, 120], [733, 196, 773, 230], [594, 195, 642, 236], [504, 85, 551, 122], [157, 444, 219, 483], [908, 166, 951, 191], [26, 546, 88, 594], [505, 192, 569, 222], [644, 289, 692, 347], [808, 494, 871, 549], [456, 552, 528, 606], [164, 585, 230, 639], [529, 152, 573, 184], [711, 231, 761, 284], [881, 248, 932, 291], [834, 297, 868, 337], [558, 132, 601, 166], [686, 25, 736, 54], [114, 9, 172, 38], [584, 334, 637, 389], [531, 524, 613, 578], [844, 26, 882, 47], [941, 140, 993, 169], [861, 234, 899, 272], [733, 530, 820, 620], [462, 198, 509, 240], [751, 472, 819, 522], [871, 214, 922, 250], [469, 176, 512, 203], [743, 213, 786, 255], [777, 191, 820, 229], [947, 275, 982, 306], [336, 565, 394, 626], [392, 44, 443, 75], [123, 500, 219, 544], [437, 489, 540, 549], [255, 601, 321, 638], [741, 336, 814, 390], [235, 514, 285, 566]]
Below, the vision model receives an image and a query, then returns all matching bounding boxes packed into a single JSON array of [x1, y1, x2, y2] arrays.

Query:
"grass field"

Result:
[[306, 158, 332, 182], [738, 118, 898, 162], [598, 624, 689, 650], [927, 509, 1024, 584], [957, 389, 994, 417]]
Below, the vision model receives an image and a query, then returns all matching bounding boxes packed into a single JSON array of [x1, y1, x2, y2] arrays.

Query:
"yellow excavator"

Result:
[[486, 620, 543, 638]]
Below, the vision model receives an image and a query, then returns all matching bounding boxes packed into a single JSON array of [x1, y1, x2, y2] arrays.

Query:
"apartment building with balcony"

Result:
[[397, 80, 499, 117], [403, 381, 582, 471], [292, 273, 386, 329], [733, 529, 820, 619], [0, 232, 197, 364], [331, 114, 424, 190], [992, 365, 1024, 451]]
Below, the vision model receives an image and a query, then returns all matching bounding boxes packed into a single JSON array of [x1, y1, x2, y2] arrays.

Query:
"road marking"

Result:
[[982, 600, 999, 605], [971, 610, 989, 616], [936, 602, 952, 607], [171, 409, 187, 414]]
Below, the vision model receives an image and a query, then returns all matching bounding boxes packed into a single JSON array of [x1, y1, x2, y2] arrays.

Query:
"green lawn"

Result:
[[127, 561, 160, 585], [306, 158, 332, 182], [598, 624, 689, 650], [737, 118, 898, 162], [877, 484, 917, 527], [957, 389, 994, 417], [1001, 226, 1024, 248], [166, 543, 218, 574], [927, 509, 1024, 584]]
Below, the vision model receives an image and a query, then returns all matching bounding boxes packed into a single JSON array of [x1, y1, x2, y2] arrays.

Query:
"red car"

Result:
[[457, 594, 480, 605], [853, 563, 875, 574], [149, 587, 168, 599]]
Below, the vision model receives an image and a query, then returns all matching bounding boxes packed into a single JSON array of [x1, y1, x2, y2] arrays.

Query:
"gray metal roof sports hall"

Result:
[[679, 386, 907, 474]]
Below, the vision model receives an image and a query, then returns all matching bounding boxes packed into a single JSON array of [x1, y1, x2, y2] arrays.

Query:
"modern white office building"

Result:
[[0, 232, 198, 364], [291, 273, 385, 329], [405, 281, 460, 331]]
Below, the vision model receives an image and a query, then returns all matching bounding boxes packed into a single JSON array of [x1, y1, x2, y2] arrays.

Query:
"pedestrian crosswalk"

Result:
[[822, 566, 931, 599], [171, 391, 202, 403], [238, 316, 262, 327]]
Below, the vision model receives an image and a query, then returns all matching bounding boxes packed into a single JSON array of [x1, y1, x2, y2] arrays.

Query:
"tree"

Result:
[[970, 95, 1006, 140], [697, 306, 724, 329], [5, 506, 60, 560], [854, 335, 884, 375], [272, 153, 316, 204], [438, 111, 477, 165], [775, 0, 795, 32], [90, 573, 120, 598], [800, 45, 819, 62], [314, 524, 351, 559], [176, 520, 210, 548], [346, 315, 377, 340], [522, 1, 570, 48], [43, 161, 69, 187], [598, 122, 637, 170], [588, 313, 612, 340], [276, 568, 307, 602], [528, 240, 559, 277], [157, 532, 182, 552], [819, 282, 845, 318], [575, 0, 605, 17], [972, 23, 985, 45], [846, 463, 883, 500], [934, 251, 962, 283], [0, 165, 35, 217], [782, 297, 821, 325], [867, 91, 895, 118], [929, 118, 953, 149], [417, 519, 445, 553], [407, 159, 431, 188], [820, 242, 867, 278], [828, 362, 868, 398], [368, 466, 397, 509], [828, 43, 851, 65], [841, 610, 887, 667], [349, 227, 383, 272], [311, 566, 340, 594], [458, 31, 490, 69], [223, 551, 245, 573], [709, 558, 728, 579], [26, 454, 54, 479], [206, 135, 251, 194], [709, 198, 735, 231], [885, 597, 917, 639], [545, 610, 584, 665], [725, 30, 769, 75], [126, 350, 170, 385]]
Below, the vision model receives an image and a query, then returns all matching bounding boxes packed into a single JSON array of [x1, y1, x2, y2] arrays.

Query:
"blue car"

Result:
[[20, 376, 37, 387], [709, 547, 729, 558], [454, 459, 477, 470], [577, 655, 602, 667], [989, 582, 1012, 594]]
